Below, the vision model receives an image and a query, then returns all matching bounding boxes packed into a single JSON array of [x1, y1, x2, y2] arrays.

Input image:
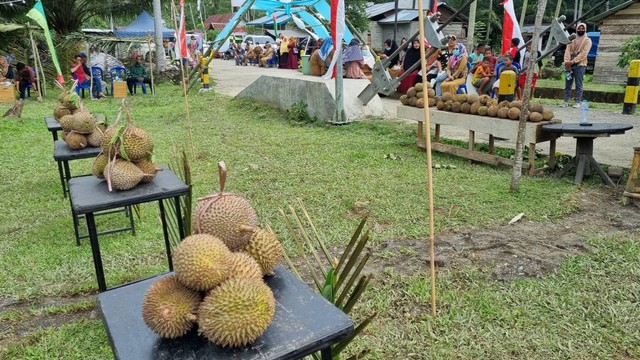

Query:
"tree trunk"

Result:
[[153, 0, 165, 73], [510, 0, 548, 192], [519, 0, 528, 28], [485, 0, 493, 43], [467, 0, 477, 49]]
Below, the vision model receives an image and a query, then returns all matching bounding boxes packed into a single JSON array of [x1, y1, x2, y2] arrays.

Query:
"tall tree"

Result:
[[153, 0, 165, 72]]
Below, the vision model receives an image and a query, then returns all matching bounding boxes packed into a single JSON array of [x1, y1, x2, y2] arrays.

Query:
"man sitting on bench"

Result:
[[127, 56, 152, 95]]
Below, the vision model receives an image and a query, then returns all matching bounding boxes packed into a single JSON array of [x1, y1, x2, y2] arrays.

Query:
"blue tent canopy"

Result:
[[246, 11, 291, 26], [115, 11, 175, 38]]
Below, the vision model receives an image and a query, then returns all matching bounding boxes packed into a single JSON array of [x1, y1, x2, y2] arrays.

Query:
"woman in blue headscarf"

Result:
[[310, 37, 333, 76], [343, 38, 367, 79]]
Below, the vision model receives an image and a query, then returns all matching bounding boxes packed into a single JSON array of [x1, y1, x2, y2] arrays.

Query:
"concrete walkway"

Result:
[[211, 58, 638, 168]]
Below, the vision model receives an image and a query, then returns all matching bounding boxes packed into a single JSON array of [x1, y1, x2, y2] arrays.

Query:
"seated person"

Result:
[[80, 52, 105, 98], [310, 38, 333, 76], [71, 54, 105, 98], [15, 62, 37, 100], [259, 42, 274, 67], [126, 55, 152, 95], [472, 58, 494, 95], [235, 46, 247, 66], [468, 43, 485, 74], [0, 56, 15, 82], [440, 45, 468, 96], [492, 54, 519, 99], [251, 43, 263, 66], [343, 39, 367, 79]]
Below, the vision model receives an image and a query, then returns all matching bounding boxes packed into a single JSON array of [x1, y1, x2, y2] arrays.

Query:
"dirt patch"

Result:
[[367, 187, 640, 281]]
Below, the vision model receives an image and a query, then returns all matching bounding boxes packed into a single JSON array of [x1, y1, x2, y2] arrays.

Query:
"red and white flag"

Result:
[[322, 0, 345, 79], [178, 0, 192, 61], [428, 0, 438, 15], [501, 0, 523, 58]]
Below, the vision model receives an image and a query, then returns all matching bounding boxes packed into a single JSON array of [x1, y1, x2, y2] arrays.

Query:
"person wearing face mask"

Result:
[[434, 35, 458, 96], [562, 23, 592, 108], [440, 43, 468, 96], [380, 39, 399, 67]]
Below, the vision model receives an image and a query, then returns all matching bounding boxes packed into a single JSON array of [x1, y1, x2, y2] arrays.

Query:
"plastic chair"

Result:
[[71, 73, 92, 98], [91, 66, 108, 95], [110, 66, 127, 95], [456, 63, 473, 94]]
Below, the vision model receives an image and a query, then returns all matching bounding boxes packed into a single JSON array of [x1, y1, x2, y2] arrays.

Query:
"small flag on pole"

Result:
[[501, 0, 524, 60], [26, 0, 64, 84]]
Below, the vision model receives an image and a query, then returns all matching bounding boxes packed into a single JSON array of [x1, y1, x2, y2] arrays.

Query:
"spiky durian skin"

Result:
[[198, 278, 275, 348], [243, 229, 282, 275], [65, 132, 88, 150], [71, 112, 97, 134], [142, 275, 201, 339], [87, 127, 104, 147], [123, 126, 153, 161], [228, 252, 263, 281], [134, 158, 158, 183], [172, 234, 232, 291], [105, 159, 143, 191], [92, 153, 108, 179], [100, 126, 118, 154], [193, 194, 259, 251]]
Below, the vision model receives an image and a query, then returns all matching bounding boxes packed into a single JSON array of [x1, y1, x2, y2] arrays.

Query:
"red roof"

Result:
[[205, 13, 234, 30]]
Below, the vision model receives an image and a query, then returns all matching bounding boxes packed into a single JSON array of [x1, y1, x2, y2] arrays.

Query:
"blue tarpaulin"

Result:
[[115, 11, 174, 38]]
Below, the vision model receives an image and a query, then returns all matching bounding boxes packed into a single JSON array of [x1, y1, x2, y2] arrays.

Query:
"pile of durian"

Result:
[[399, 82, 437, 108], [142, 162, 283, 348], [92, 106, 158, 191], [53, 91, 105, 150]]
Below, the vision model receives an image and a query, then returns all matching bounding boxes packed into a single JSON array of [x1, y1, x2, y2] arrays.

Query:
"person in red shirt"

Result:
[[71, 54, 104, 98], [507, 38, 521, 65]]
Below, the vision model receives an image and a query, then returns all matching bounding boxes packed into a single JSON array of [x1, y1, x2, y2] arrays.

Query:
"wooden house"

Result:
[[588, 0, 640, 84]]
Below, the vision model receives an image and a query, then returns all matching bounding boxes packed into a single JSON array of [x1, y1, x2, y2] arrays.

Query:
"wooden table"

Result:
[[69, 168, 188, 292], [542, 123, 634, 185], [398, 106, 560, 175], [97, 267, 354, 360]]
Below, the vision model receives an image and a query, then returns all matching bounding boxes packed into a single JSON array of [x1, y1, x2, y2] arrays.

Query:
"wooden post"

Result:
[[417, 0, 437, 316], [28, 29, 42, 101], [172, 0, 195, 158], [148, 37, 155, 95]]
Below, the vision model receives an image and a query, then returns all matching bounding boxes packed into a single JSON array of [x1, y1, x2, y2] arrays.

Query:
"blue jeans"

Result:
[[434, 71, 448, 96], [564, 65, 586, 103], [81, 77, 102, 96]]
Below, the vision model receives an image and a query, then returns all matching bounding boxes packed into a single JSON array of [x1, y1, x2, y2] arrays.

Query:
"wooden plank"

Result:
[[431, 142, 516, 167], [0, 85, 15, 103]]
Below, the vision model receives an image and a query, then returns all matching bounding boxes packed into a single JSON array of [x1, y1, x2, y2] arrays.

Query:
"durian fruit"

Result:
[[498, 107, 509, 119], [407, 87, 417, 98], [400, 94, 409, 105], [122, 125, 153, 161], [428, 97, 436, 107], [87, 127, 104, 148], [444, 100, 453, 111], [467, 94, 479, 104], [53, 104, 72, 121], [487, 105, 499, 117], [408, 97, 418, 107], [198, 278, 276, 348], [72, 112, 97, 134], [436, 100, 446, 110], [416, 91, 423, 99], [451, 101, 462, 113], [508, 107, 521, 120], [460, 102, 471, 114], [142, 275, 201, 339], [529, 103, 544, 113], [542, 109, 554, 121], [193, 162, 259, 251], [487, 99, 499, 107], [477, 106, 488, 116], [92, 153, 108, 179], [509, 101, 522, 109], [228, 252, 263, 281], [470, 102, 481, 115], [104, 159, 144, 191], [498, 100, 510, 108], [427, 89, 436, 98], [479, 94, 490, 105], [100, 126, 118, 154], [455, 94, 468, 103], [134, 158, 161, 183], [415, 82, 424, 92], [441, 92, 453, 102], [416, 98, 424, 108], [173, 234, 232, 291], [528, 112, 543, 122], [66, 132, 88, 150], [61, 91, 79, 111], [59, 114, 75, 132], [241, 227, 282, 275], [61, 131, 70, 141]]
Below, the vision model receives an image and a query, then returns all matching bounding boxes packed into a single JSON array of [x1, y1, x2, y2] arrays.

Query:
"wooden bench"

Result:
[[397, 105, 560, 175]]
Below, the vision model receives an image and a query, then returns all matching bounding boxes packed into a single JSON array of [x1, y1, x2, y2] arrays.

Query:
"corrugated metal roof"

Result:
[[365, 2, 396, 18], [586, 0, 639, 24], [378, 10, 418, 24]]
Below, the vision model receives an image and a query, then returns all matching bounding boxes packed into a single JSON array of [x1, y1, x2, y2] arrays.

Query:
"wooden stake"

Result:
[[171, 0, 195, 159], [148, 37, 155, 95], [28, 29, 43, 101], [417, 1, 437, 316]]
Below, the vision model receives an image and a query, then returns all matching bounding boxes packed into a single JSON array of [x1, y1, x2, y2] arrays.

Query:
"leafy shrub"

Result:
[[617, 36, 640, 68]]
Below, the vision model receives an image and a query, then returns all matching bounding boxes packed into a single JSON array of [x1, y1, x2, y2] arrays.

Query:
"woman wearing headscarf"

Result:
[[286, 37, 299, 69], [398, 37, 408, 68], [310, 37, 333, 76], [397, 39, 422, 93], [361, 44, 375, 69], [279, 34, 289, 68], [440, 43, 468, 95], [380, 39, 399, 67], [562, 22, 592, 108], [0, 56, 15, 82], [342, 39, 367, 79]]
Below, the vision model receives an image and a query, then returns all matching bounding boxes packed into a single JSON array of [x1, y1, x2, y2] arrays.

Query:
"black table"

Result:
[[98, 267, 354, 360], [543, 123, 633, 185], [53, 140, 101, 197], [69, 168, 189, 292]]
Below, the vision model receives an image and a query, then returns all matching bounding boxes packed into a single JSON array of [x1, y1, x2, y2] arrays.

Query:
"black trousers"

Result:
[[126, 77, 152, 94]]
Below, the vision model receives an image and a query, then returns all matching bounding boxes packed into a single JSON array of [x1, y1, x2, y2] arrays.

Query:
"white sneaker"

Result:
[[560, 102, 568, 108], [572, 102, 581, 108]]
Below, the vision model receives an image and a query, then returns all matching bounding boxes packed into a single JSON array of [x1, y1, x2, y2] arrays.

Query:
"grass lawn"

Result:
[[0, 84, 638, 359]]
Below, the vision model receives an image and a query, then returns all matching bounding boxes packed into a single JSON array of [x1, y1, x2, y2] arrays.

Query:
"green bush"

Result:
[[617, 36, 640, 68]]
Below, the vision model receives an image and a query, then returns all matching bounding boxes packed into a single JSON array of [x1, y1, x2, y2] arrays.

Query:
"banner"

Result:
[[322, 0, 344, 79], [178, 0, 192, 61], [501, 0, 523, 60], [26, 0, 64, 84]]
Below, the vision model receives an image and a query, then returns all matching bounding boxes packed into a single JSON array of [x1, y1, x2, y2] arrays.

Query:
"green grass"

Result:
[[0, 85, 637, 359]]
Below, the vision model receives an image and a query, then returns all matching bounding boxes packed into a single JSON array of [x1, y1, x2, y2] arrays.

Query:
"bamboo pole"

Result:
[[172, 0, 195, 158], [28, 29, 43, 101], [417, 1, 437, 316], [148, 37, 155, 95]]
